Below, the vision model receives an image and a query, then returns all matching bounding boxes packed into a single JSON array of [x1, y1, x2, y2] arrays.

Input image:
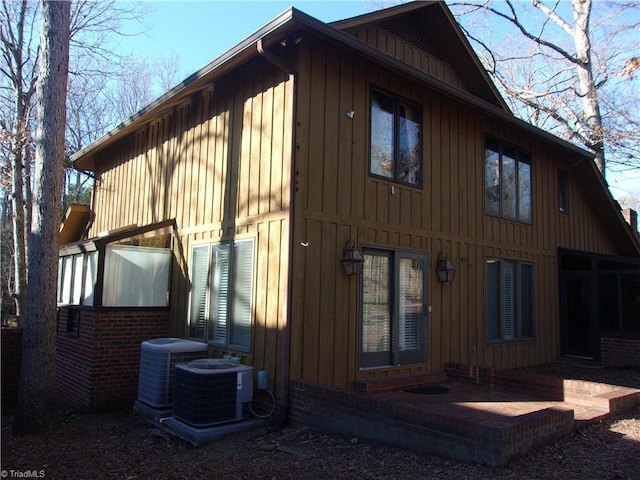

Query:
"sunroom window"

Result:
[[58, 251, 97, 306], [57, 222, 172, 308], [102, 245, 171, 307]]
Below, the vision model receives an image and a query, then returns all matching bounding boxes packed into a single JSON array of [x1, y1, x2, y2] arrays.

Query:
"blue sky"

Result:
[[121, 1, 378, 77]]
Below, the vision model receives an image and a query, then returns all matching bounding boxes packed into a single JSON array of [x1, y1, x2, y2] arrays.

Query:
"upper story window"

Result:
[[370, 89, 422, 187], [484, 136, 532, 223]]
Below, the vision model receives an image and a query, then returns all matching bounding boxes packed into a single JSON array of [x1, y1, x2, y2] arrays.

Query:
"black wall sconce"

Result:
[[436, 252, 456, 283], [341, 241, 364, 276]]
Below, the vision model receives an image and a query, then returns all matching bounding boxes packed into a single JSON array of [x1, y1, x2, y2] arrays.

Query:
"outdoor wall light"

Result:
[[436, 252, 456, 283], [341, 240, 364, 276]]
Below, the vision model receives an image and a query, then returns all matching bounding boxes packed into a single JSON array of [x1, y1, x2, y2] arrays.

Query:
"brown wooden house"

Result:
[[61, 2, 640, 416]]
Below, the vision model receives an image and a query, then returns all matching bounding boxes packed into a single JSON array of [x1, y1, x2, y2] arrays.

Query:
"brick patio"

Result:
[[289, 363, 640, 466]]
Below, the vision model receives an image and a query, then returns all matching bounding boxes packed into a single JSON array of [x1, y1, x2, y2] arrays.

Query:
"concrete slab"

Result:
[[161, 416, 267, 446], [133, 400, 172, 424]]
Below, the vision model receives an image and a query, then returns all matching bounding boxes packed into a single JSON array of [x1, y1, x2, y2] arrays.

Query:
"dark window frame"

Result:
[[360, 247, 428, 368], [369, 88, 423, 188], [484, 136, 532, 223], [486, 257, 535, 342]]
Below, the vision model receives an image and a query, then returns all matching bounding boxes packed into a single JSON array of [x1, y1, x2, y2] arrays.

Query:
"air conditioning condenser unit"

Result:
[[137, 338, 208, 408], [173, 359, 253, 427]]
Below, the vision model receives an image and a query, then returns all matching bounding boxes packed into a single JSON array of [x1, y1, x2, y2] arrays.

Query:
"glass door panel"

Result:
[[361, 252, 392, 367]]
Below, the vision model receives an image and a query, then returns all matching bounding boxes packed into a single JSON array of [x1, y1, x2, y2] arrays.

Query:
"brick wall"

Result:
[[289, 378, 573, 466], [57, 307, 169, 412], [601, 337, 640, 368], [1, 327, 23, 407], [444, 362, 565, 400]]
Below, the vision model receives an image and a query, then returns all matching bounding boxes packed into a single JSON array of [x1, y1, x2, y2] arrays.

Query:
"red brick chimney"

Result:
[[622, 208, 638, 234]]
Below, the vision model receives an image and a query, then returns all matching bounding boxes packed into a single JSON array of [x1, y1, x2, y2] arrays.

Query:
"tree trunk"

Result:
[[7, 1, 31, 320], [12, 0, 70, 435], [10, 130, 27, 320], [572, 0, 606, 175]]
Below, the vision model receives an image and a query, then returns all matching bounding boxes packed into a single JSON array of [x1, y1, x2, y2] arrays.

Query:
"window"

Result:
[[360, 248, 427, 368], [57, 227, 172, 309], [370, 89, 422, 187], [558, 169, 569, 213], [102, 245, 171, 307], [484, 137, 532, 223], [486, 258, 534, 341], [58, 251, 98, 306], [188, 238, 255, 351], [599, 273, 640, 334], [66, 308, 81, 337]]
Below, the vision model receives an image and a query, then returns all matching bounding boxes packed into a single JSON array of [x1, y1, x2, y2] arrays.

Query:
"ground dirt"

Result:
[[2, 362, 639, 480]]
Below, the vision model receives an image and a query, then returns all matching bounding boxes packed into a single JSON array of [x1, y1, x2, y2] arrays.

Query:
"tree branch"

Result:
[[450, 1, 581, 64]]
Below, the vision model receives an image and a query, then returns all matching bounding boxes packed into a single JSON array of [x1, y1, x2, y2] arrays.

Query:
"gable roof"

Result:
[[331, 1, 510, 110], [69, 2, 640, 256]]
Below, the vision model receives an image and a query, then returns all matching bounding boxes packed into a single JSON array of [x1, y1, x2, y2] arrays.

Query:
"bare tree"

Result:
[[12, 0, 70, 435], [63, 49, 181, 213], [106, 54, 181, 121], [0, 0, 150, 321], [155, 51, 181, 92], [0, 0, 39, 318], [450, 0, 640, 178]]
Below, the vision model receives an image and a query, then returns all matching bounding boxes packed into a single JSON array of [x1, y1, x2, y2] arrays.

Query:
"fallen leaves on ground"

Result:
[[2, 363, 639, 480]]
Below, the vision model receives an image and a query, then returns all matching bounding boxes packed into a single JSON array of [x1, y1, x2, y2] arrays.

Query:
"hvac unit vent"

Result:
[[137, 338, 208, 408], [173, 359, 253, 427]]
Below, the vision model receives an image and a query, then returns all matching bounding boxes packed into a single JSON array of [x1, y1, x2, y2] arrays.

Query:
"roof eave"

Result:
[[72, 7, 300, 170], [72, 4, 574, 170]]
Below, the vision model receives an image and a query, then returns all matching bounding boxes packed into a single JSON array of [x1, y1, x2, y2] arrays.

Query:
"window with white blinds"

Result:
[[188, 238, 254, 351], [486, 258, 535, 342]]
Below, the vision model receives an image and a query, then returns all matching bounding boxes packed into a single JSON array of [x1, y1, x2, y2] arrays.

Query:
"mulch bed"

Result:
[[2, 362, 639, 479]]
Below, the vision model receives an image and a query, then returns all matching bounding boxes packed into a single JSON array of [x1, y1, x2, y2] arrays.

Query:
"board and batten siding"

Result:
[[289, 35, 625, 388], [89, 58, 294, 394], [86, 32, 626, 392], [341, 23, 467, 92]]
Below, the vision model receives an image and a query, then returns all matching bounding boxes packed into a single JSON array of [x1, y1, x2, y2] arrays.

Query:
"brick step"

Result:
[[607, 389, 640, 414], [564, 392, 611, 410], [564, 387, 640, 414], [572, 406, 610, 430]]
